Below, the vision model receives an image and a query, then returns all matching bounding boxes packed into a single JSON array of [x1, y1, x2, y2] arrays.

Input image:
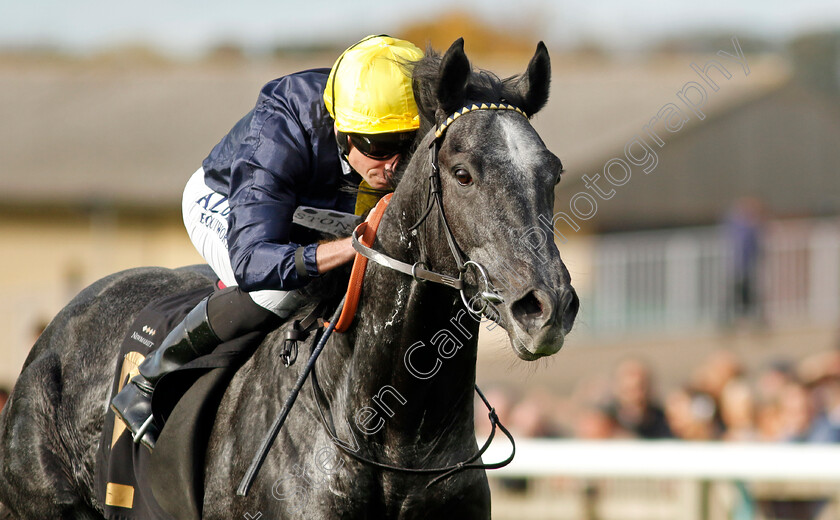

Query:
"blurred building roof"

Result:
[[560, 83, 840, 230], [532, 54, 789, 177], [0, 53, 793, 217]]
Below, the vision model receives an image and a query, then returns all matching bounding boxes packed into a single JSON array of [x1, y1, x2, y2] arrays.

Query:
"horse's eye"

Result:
[[454, 168, 473, 186]]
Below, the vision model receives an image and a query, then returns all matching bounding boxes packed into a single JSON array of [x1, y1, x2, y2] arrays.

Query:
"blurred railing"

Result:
[[585, 217, 840, 336], [484, 439, 840, 520]]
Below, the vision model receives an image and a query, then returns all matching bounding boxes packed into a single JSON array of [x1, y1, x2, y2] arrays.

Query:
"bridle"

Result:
[[237, 102, 530, 496], [316, 103, 533, 486], [351, 102, 529, 320]]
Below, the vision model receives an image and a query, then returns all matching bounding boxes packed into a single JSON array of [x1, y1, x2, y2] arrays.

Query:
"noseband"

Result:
[[351, 102, 529, 319]]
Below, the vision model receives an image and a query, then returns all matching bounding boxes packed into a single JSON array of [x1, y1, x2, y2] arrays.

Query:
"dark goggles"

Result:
[[349, 131, 416, 160]]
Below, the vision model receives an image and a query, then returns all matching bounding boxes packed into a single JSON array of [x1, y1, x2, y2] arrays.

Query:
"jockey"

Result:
[[111, 35, 423, 449]]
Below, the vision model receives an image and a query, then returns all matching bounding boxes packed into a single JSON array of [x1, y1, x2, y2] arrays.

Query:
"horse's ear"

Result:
[[514, 41, 551, 116], [436, 38, 471, 117]]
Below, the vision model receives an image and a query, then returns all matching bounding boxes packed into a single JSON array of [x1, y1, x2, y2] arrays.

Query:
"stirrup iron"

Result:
[[133, 414, 155, 444]]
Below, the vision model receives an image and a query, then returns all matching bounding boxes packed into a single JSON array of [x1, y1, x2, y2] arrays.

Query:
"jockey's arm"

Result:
[[315, 237, 355, 273]]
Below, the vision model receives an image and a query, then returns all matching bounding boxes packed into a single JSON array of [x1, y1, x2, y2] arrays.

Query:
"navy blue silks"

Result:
[[201, 68, 362, 292]]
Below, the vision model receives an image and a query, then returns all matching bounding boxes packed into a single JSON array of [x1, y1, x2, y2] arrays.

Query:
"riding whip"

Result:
[[236, 296, 345, 497]]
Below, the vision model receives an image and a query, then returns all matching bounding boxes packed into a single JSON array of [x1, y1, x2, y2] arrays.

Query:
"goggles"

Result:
[[348, 131, 416, 160]]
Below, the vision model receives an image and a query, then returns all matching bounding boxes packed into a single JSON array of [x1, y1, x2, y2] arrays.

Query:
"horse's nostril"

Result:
[[563, 288, 580, 318], [511, 291, 545, 328], [561, 288, 579, 334]]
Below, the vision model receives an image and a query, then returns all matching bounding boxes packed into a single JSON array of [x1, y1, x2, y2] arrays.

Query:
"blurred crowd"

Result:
[[5, 345, 840, 444], [477, 348, 840, 443]]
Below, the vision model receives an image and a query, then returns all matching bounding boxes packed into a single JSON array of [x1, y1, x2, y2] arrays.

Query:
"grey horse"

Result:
[[0, 39, 577, 519]]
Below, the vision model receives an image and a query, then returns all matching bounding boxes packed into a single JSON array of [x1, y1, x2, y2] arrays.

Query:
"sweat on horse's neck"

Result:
[[320, 173, 482, 457]]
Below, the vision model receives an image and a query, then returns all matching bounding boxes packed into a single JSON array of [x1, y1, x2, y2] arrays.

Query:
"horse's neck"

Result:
[[351, 274, 478, 427], [322, 191, 481, 450]]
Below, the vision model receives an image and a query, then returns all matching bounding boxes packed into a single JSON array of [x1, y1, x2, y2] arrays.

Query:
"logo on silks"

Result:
[[141, 325, 156, 337]]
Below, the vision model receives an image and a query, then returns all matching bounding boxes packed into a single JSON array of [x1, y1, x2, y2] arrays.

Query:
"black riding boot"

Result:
[[110, 296, 220, 450], [110, 286, 281, 450]]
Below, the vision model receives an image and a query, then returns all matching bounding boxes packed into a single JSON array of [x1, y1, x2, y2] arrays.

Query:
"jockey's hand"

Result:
[[315, 237, 355, 273]]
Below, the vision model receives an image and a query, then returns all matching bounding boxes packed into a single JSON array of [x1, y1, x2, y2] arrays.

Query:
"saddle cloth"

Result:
[[94, 285, 265, 520]]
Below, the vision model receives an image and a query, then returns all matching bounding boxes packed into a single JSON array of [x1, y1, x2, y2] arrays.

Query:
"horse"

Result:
[[0, 38, 578, 519]]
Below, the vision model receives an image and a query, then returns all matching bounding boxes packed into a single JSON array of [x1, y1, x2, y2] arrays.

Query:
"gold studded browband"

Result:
[[434, 103, 528, 139]]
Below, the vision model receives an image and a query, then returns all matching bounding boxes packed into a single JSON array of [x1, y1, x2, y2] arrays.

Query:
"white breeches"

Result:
[[181, 168, 306, 317]]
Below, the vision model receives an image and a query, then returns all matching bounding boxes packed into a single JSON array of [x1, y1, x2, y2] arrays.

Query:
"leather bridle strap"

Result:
[[351, 223, 463, 290], [408, 139, 467, 273], [343, 103, 529, 326], [337, 190, 466, 333]]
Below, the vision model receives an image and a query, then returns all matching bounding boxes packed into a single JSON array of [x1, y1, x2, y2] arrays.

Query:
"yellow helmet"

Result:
[[324, 35, 423, 135]]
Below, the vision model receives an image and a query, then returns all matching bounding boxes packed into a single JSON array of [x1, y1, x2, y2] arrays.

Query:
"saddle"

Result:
[[94, 284, 325, 520], [94, 285, 217, 519], [92, 207, 370, 519]]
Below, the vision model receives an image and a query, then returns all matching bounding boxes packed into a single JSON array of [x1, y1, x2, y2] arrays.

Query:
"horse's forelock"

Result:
[[412, 48, 522, 127], [399, 45, 541, 188], [412, 48, 533, 127], [411, 47, 445, 131]]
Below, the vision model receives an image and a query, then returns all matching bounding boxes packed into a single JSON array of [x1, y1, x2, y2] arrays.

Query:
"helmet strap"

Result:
[[336, 130, 351, 158]]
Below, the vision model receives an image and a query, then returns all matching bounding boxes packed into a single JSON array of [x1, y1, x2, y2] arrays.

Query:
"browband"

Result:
[[435, 103, 527, 139]]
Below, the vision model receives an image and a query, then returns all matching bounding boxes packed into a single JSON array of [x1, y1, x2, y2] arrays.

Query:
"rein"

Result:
[[237, 102, 528, 496], [331, 193, 395, 333], [314, 102, 528, 485], [310, 356, 516, 488]]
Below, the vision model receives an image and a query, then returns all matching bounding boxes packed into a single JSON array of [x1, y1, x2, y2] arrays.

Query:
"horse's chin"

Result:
[[508, 327, 565, 361]]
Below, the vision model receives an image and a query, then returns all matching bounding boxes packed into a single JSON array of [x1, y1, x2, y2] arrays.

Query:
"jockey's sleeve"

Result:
[[226, 100, 321, 292]]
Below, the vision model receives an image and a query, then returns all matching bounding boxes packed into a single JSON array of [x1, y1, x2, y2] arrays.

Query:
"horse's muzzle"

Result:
[[509, 286, 578, 358]]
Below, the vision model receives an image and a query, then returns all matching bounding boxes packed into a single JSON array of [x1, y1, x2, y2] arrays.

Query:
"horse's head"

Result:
[[396, 39, 578, 361]]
